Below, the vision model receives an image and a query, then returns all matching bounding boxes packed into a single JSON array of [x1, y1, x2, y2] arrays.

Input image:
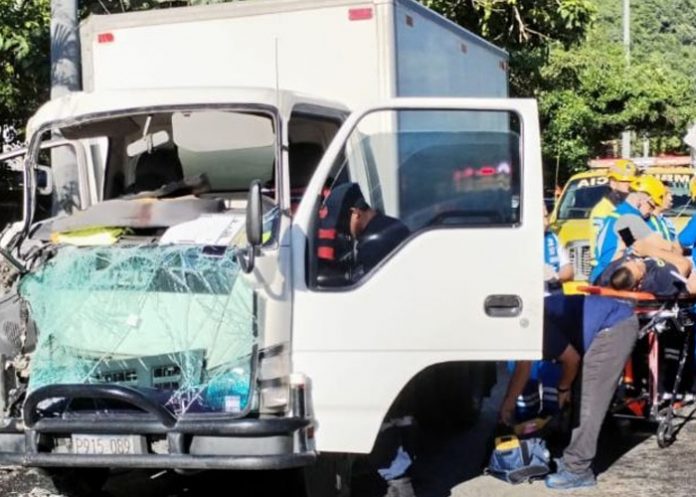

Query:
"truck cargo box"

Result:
[[80, 0, 508, 109]]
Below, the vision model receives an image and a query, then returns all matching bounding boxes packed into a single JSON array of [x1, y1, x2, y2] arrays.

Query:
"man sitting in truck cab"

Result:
[[346, 184, 410, 281], [588, 159, 638, 270], [316, 182, 410, 286], [591, 175, 679, 284]]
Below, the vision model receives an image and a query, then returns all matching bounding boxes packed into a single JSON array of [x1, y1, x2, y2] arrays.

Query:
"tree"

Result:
[[0, 0, 51, 148], [538, 2, 696, 183], [423, 0, 596, 96]]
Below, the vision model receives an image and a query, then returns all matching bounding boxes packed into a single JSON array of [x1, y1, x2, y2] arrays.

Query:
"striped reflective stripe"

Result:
[[317, 246, 335, 260], [318, 228, 336, 240]]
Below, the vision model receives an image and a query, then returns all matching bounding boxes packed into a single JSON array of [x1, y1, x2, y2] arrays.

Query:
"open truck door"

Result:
[[291, 98, 544, 453]]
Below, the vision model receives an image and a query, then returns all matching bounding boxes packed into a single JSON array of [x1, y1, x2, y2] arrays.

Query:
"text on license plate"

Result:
[[71, 434, 145, 455]]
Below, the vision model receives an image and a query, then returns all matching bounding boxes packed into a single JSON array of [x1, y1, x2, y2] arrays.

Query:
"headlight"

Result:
[[258, 346, 290, 413]]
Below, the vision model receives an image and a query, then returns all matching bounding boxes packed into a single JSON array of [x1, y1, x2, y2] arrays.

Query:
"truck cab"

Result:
[[0, 88, 543, 493]]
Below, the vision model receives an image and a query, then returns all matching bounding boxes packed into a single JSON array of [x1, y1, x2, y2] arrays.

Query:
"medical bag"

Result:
[[486, 435, 551, 484]]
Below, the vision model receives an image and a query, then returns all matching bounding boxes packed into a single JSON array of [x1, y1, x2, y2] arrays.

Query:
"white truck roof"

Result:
[[27, 87, 348, 136]]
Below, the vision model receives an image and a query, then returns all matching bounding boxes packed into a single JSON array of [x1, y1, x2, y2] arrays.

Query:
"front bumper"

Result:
[[0, 384, 315, 470]]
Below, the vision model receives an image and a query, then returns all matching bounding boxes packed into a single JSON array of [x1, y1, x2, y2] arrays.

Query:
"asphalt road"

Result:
[[1, 368, 695, 497]]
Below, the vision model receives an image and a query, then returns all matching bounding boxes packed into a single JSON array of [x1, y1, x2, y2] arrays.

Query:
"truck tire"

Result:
[[43, 467, 110, 497], [414, 363, 488, 430], [300, 452, 353, 497]]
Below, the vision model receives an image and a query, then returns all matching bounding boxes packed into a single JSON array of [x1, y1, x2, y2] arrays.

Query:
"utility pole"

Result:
[[50, 0, 82, 215], [621, 0, 631, 158]]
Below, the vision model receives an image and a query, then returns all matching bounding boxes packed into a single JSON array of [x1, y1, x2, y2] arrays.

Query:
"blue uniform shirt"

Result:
[[679, 215, 696, 266], [544, 295, 634, 356], [544, 232, 563, 272], [591, 201, 642, 283]]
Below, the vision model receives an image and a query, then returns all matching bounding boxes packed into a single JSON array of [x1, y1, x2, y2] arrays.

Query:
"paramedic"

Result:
[[344, 183, 410, 282], [545, 204, 574, 293], [677, 178, 696, 264], [589, 159, 637, 269], [591, 175, 678, 284], [649, 183, 678, 244], [500, 295, 639, 490], [508, 206, 574, 421]]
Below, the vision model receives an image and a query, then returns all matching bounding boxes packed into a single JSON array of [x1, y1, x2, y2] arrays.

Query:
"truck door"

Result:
[[290, 99, 544, 453]]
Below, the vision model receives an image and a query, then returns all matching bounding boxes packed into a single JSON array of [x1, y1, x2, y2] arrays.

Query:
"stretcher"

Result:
[[579, 286, 696, 448]]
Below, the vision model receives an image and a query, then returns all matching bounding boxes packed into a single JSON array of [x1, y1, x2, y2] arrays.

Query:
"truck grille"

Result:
[[567, 242, 591, 280]]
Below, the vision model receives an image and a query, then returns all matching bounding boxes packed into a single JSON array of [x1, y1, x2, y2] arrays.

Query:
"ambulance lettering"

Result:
[[577, 177, 609, 188]]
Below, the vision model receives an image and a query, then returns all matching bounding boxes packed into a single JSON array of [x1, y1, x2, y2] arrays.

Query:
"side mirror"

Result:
[[246, 180, 263, 247], [237, 180, 263, 273], [36, 165, 53, 196]]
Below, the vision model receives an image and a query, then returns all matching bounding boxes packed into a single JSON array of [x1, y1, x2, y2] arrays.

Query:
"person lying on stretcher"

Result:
[[593, 201, 696, 296], [598, 254, 696, 296]]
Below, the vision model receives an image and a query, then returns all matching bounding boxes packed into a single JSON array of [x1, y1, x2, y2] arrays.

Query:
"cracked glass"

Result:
[[19, 244, 256, 418]]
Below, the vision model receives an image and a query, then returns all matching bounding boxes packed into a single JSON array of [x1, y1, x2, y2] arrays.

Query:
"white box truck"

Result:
[[0, 0, 542, 494]]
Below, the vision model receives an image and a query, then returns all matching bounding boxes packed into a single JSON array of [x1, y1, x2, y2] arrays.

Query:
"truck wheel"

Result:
[[300, 452, 353, 497], [43, 467, 110, 497], [414, 363, 485, 430]]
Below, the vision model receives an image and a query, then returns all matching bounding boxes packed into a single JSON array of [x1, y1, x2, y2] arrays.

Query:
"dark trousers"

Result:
[[564, 315, 639, 473]]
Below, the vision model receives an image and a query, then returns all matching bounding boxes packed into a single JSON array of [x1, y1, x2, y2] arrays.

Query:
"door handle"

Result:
[[484, 294, 523, 317]]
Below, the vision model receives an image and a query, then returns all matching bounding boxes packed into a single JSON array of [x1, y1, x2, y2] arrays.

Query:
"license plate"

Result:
[[71, 434, 145, 455]]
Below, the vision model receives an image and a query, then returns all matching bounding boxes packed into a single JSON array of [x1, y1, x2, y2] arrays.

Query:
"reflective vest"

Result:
[[589, 197, 618, 267], [591, 201, 642, 283], [544, 232, 563, 272], [648, 214, 676, 242]]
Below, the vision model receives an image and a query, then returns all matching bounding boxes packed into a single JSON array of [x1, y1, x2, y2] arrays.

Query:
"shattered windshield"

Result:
[[20, 244, 257, 417]]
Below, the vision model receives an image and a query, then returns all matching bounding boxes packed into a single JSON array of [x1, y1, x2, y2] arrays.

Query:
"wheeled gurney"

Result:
[[579, 286, 696, 448]]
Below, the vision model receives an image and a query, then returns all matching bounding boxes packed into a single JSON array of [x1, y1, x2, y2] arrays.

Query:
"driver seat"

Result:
[[129, 148, 184, 194]]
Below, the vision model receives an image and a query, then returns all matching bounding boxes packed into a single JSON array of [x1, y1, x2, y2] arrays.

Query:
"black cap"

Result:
[[329, 182, 370, 211], [320, 183, 370, 234], [343, 183, 370, 210]]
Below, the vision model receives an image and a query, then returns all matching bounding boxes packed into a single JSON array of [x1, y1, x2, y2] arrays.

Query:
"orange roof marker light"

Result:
[[589, 156, 692, 170]]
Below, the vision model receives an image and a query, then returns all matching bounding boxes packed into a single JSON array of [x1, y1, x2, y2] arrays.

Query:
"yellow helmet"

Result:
[[630, 174, 665, 205], [608, 159, 638, 182]]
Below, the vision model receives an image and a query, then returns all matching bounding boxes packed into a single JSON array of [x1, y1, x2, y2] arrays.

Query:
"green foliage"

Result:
[[539, 2, 696, 183], [423, 0, 595, 49], [0, 0, 51, 145], [423, 0, 596, 96]]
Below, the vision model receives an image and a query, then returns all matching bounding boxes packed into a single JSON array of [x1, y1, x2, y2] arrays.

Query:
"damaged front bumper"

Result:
[[0, 383, 315, 470]]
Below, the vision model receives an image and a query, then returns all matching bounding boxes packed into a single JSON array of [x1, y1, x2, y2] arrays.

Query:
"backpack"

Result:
[[486, 435, 551, 484]]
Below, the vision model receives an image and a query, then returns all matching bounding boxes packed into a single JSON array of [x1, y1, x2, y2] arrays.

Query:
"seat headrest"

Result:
[[289, 142, 324, 189], [132, 148, 184, 193]]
